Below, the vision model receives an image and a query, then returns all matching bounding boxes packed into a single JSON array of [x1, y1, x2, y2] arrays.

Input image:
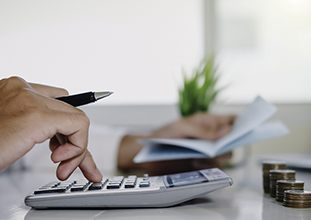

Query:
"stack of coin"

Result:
[[283, 190, 311, 208], [276, 180, 304, 202], [262, 161, 287, 193], [269, 169, 295, 197]]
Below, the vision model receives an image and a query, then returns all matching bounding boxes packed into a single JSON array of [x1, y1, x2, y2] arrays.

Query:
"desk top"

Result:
[[1, 157, 311, 220]]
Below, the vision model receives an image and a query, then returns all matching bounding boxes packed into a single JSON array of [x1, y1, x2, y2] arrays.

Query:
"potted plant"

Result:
[[178, 57, 220, 117]]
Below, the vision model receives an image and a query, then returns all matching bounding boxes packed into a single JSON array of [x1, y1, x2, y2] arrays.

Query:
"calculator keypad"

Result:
[[26, 169, 232, 209], [106, 176, 124, 189], [88, 180, 107, 190], [34, 181, 76, 194], [33, 175, 153, 195], [124, 176, 137, 188]]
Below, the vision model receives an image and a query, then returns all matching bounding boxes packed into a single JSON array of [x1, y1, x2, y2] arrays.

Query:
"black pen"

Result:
[[56, 91, 113, 107]]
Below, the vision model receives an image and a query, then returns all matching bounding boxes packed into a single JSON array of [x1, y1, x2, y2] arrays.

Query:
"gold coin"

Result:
[[276, 181, 304, 202], [277, 180, 304, 187], [269, 170, 296, 197], [283, 203, 311, 208], [262, 161, 287, 170], [269, 169, 296, 179], [284, 190, 311, 200], [262, 161, 287, 193]]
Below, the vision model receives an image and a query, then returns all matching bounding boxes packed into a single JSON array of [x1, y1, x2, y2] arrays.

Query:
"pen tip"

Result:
[[94, 91, 113, 100]]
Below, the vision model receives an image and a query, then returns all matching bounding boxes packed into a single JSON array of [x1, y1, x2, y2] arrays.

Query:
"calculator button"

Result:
[[58, 182, 75, 189], [38, 186, 51, 190], [109, 181, 122, 184], [70, 182, 90, 192], [34, 187, 67, 194], [125, 180, 135, 184], [139, 181, 150, 188], [106, 176, 124, 189], [53, 186, 69, 191], [124, 182, 136, 188], [111, 176, 124, 181], [142, 174, 149, 180], [124, 176, 137, 188], [200, 169, 227, 181], [44, 182, 60, 188], [106, 183, 121, 189], [88, 181, 105, 190], [127, 175, 137, 180]]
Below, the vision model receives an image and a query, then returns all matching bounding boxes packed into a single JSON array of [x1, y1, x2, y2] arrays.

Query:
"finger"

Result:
[[51, 142, 84, 163], [50, 135, 84, 164], [180, 123, 222, 140], [191, 114, 234, 138], [49, 136, 60, 152], [40, 107, 90, 149], [56, 150, 102, 182], [49, 135, 69, 151], [190, 114, 221, 131], [215, 125, 232, 138], [38, 108, 89, 167], [55, 133, 67, 145], [78, 150, 103, 182], [217, 115, 236, 126], [56, 151, 86, 181], [29, 83, 69, 98]]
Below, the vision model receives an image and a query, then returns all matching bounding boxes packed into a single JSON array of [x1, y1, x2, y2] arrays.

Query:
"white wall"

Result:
[[1, 0, 310, 105], [0, 0, 204, 104]]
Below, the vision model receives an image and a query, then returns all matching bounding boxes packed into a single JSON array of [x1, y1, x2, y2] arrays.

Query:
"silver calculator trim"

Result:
[[25, 169, 233, 209]]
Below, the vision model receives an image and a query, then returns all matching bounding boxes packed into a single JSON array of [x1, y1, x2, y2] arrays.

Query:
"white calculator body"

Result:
[[25, 168, 232, 209]]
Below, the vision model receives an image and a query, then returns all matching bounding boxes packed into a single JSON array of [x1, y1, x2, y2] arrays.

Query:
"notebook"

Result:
[[134, 97, 289, 163]]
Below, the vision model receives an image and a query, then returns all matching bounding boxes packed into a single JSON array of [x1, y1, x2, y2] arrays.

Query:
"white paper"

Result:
[[134, 96, 289, 163]]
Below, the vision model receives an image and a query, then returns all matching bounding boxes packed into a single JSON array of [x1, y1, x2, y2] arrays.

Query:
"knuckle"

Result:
[[77, 111, 90, 127], [1, 76, 29, 94], [7, 76, 27, 87], [86, 151, 93, 160], [17, 87, 32, 98]]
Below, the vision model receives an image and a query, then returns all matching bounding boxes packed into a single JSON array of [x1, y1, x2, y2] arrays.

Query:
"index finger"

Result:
[[216, 115, 236, 126], [29, 83, 69, 98], [79, 150, 103, 182]]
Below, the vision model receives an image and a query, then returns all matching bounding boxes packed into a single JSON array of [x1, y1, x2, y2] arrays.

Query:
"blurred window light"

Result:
[[215, 0, 311, 103], [1, 0, 310, 104]]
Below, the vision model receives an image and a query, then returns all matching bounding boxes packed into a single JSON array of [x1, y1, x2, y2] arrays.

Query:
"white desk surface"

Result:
[[1, 157, 311, 220]]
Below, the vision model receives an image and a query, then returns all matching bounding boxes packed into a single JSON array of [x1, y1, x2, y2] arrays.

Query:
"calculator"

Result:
[[25, 168, 232, 209]]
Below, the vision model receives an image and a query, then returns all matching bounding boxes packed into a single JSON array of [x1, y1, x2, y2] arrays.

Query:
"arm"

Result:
[[0, 76, 102, 182], [117, 113, 235, 175]]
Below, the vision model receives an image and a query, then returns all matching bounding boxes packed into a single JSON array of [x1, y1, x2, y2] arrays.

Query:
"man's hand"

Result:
[[117, 113, 235, 174], [151, 113, 235, 140], [0, 76, 102, 182]]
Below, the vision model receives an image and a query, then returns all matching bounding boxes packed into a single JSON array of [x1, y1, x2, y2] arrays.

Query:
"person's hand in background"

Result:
[[0, 76, 102, 182], [117, 113, 235, 175]]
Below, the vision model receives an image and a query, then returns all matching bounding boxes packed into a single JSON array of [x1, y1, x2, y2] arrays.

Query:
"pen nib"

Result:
[[94, 91, 113, 101]]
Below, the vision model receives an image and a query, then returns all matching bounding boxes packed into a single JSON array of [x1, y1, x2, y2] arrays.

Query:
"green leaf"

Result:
[[178, 56, 224, 117]]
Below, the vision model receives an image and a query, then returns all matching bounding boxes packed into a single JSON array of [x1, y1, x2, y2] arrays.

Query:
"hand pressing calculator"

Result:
[[25, 168, 232, 209]]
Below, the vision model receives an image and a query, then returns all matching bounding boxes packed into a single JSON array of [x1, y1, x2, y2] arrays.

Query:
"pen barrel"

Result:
[[56, 92, 95, 107]]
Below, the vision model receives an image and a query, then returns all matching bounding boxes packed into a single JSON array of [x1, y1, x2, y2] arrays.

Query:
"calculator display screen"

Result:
[[165, 171, 208, 187]]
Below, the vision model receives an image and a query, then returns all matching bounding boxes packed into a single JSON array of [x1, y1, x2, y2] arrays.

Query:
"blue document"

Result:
[[134, 97, 289, 163]]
